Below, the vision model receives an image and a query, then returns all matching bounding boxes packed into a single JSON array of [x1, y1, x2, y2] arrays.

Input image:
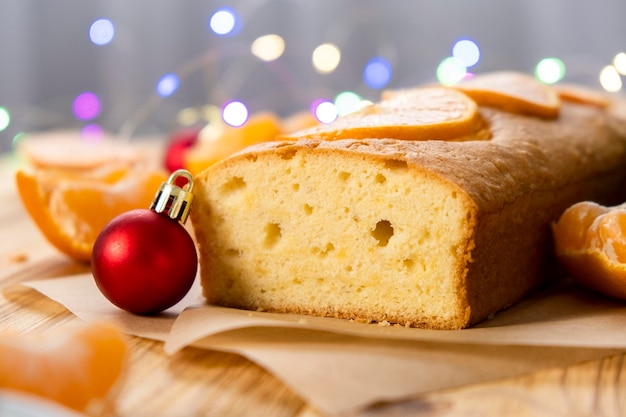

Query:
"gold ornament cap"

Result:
[[150, 169, 194, 224]]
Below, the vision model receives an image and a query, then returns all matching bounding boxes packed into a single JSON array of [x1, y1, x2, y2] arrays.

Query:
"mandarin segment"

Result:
[[0, 322, 128, 412], [553, 201, 610, 253], [282, 87, 481, 142], [586, 209, 626, 264], [454, 71, 561, 119]]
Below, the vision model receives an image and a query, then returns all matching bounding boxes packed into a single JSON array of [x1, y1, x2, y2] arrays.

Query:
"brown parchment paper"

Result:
[[19, 274, 626, 416]]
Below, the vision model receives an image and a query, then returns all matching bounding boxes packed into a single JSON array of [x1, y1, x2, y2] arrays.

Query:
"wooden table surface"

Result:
[[2, 152, 626, 417]]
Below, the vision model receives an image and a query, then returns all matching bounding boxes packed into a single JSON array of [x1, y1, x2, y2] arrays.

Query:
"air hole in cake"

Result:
[[303, 204, 313, 215], [402, 258, 415, 270], [244, 154, 257, 162], [292, 183, 300, 192], [383, 159, 408, 172], [371, 220, 394, 247], [338, 171, 351, 181], [311, 243, 335, 257], [451, 191, 457, 199], [279, 148, 297, 160], [375, 173, 387, 184], [263, 223, 282, 248], [220, 176, 246, 194]]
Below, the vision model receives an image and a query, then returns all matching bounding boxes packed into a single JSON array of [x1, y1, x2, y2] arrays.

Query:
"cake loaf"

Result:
[[190, 72, 626, 329]]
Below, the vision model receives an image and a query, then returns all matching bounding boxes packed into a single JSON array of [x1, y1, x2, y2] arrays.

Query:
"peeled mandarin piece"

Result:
[[454, 71, 561, 119], [284, 87, 480, 141], [184, 112, 283, 175], [553, 83, 610, 107], [557, 249, 626, 300], [0, 322, 128, 412], [15, 168, 167, 262], [553, 201, 610, 254], [586, 209, 626, 264]]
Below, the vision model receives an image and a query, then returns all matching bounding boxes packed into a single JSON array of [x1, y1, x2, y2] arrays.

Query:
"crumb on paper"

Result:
[[377, 320, 391, 327], [8, 252, 28, 263], [349, 318, 372, 324]]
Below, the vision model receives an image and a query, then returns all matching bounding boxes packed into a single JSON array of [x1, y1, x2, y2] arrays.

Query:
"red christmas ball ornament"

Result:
[[91, 170, 198, 315], [164, 126, 200, 173]]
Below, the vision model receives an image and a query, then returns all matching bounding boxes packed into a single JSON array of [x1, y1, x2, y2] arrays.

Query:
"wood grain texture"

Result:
[[1, 154, 625, 417]]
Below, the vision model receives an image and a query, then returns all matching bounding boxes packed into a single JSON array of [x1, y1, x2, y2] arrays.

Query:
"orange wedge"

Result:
[[16, 167, 167, 262], [283, 86, 481, 142], [454, 71, 561, 119], [0, 322, 128, 412], [553, 201, 626, 299]]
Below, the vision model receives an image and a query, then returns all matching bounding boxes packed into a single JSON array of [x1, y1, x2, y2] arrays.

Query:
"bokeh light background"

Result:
[[1, 0, 625, 152]]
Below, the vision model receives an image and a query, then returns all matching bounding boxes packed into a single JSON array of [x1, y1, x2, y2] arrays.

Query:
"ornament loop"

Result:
[[150, 169, 195, 224]]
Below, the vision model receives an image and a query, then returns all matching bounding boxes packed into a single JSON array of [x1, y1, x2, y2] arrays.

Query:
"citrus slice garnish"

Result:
[[454, 71, 561, 119], [0, 322, 128, 412], [284, 86, 481, 141], [553, 83, 610, 107]]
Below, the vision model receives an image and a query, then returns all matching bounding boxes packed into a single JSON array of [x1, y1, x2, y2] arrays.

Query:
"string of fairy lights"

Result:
[[1, 6, 626, 147]]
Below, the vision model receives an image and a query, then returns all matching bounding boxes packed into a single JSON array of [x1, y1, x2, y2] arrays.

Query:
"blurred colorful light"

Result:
[[334, 91, 362, 117], [222, 101, 248, 127], [73, 92, 101, 120], [599, 65, 623, 92], [251, 34, 285, 62], [452, 38, 480, 68], [535, 58, 565, 84], [312, 100, 337, 124], [209, 8, 238, 35], [81, 124, 104, 142], [363, 57, 392, 89], [614, 52, 626, 75], [156, 73, 180, 97], [312, 43, 341, 74], [89, 18, 115, 46], [12, 132, 26, 149], [0, 107, 10, 132], [436, 57, 467, 85]]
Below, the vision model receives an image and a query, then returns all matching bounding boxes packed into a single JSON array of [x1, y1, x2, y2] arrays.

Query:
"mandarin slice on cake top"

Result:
[[282, 86, 481, 141], [454, 71, 561, 119]]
